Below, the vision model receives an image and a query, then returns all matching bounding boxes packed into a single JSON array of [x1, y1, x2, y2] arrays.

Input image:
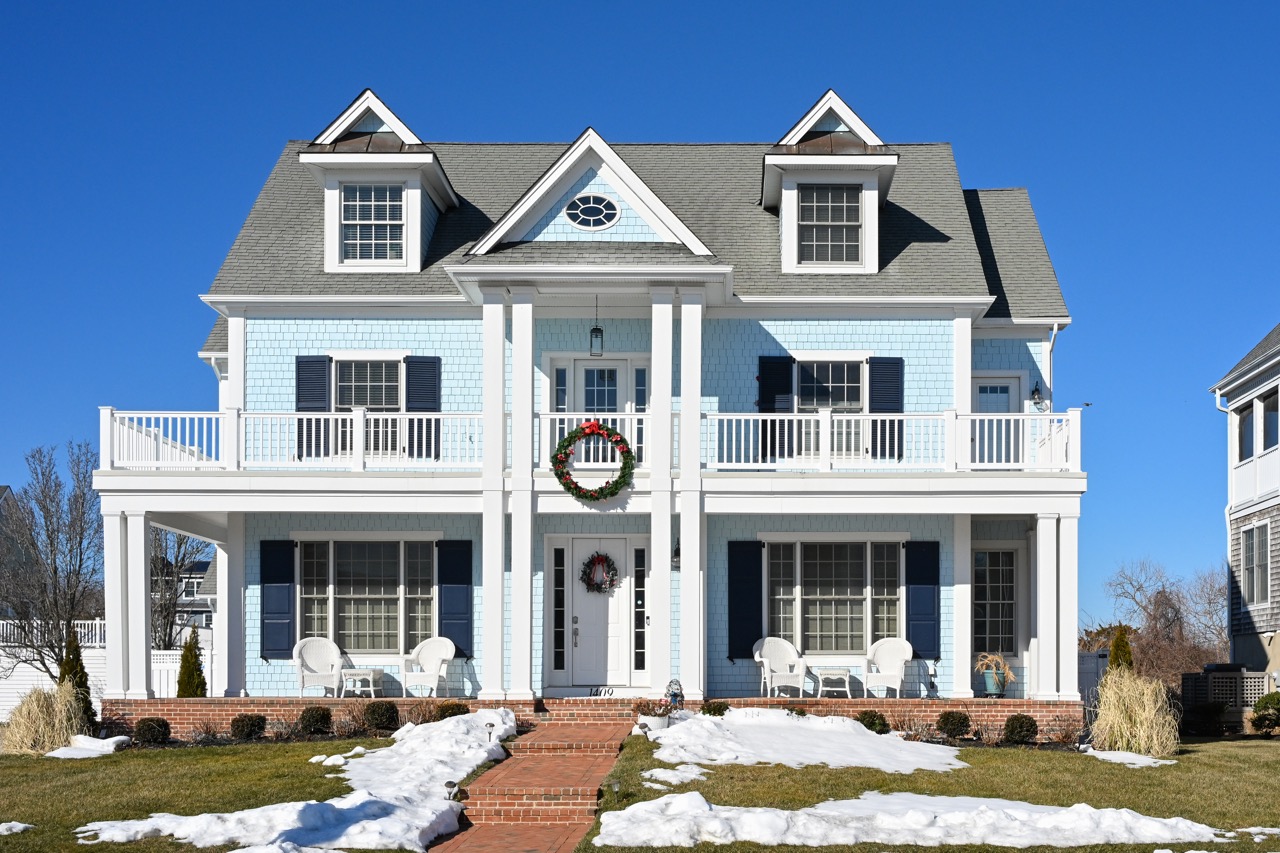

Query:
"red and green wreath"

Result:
[[580, 551, 620, 593], [551, 420, 636, 502]]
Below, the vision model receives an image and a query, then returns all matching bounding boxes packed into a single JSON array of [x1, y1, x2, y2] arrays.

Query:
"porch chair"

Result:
[[403, 636, 455, 698], [754, 637, 810, 697], [864, 637, 913, 698], [293, 637, 344, 698]]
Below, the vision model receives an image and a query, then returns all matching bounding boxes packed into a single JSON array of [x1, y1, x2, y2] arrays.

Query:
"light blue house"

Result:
[[94, 90, 1085, 712]]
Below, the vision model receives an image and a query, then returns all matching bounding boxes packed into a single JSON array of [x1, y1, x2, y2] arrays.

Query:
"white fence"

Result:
[[0, 619, 107, 648]]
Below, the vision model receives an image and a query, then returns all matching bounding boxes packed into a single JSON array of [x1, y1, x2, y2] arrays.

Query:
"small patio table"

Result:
[[813, 666, 853, 698], [340, 667, 385, 698]]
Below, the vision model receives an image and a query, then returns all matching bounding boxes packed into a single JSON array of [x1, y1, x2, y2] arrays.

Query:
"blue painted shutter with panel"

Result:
[[726, 540, 765, 659], [868, 356, 905, 460], [295, 355, 332, 458], [904, 541, 940, 660], [405, 356, 442, 460], [260, 540, 296, 660], [757, 356, 795, 459], [436, 540, 473, 658]]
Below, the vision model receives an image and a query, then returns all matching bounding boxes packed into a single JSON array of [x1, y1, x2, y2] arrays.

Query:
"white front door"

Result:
[[570, 537, 629, 685], [971, 378, 1022, 465]]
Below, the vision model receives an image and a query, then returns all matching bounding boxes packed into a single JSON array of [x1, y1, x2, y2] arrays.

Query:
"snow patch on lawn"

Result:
[[45, 734, 130, 759], [75, 708, 515, 851], [593, 791, 1227, 848], [1079, 745, 1176, 768], [650, 708, 965, 774], [642, 764, 710, 787], [0, 822, 33, 835]]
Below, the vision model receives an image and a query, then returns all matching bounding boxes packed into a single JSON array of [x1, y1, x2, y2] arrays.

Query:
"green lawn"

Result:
[[583, 735, 1280, 853]]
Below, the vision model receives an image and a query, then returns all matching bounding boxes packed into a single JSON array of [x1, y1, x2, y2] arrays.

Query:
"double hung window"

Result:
[[973, 550, 1016, 654], [796, 360, 863, 456], [1242, 525, 1270, 607], [335, 360, 401, 454], [341, 184, 404, 261], [798, 184, 861, 265], [766, 540, 900, 654]]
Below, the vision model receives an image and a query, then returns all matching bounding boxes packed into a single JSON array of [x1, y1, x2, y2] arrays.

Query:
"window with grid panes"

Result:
[[336, 361, 400, 454], [404, 542, 434, 653], [300, 542, 329, 639], [798, 361, 863, 456], [1243, 526, 1270, 606], [798, 184, 861, 264], [334, 542, 399, 652], [341, 184, 404, 261], [973, 550, 1016, 654]]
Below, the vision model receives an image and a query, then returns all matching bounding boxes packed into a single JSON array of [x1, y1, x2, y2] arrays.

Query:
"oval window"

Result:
[[565, 194, 619, 230]]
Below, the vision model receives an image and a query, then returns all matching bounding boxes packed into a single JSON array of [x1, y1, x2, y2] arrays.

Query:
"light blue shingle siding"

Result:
[[972, 338, 1046, 394], [520, 169, 661, 242]]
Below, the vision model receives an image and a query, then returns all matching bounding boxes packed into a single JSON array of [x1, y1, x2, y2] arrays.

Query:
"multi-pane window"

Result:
[[300, 540, 437, 654], [1239, 403, 1256, 461], [798, 184, 861, 264], [1243, 526, 1270, 606], [797, 362, 862, 411], [336, 361, 400, 453], [973, 550, 1016, 654], [768, 540, 900, 654], [341, 184, 404, 261]]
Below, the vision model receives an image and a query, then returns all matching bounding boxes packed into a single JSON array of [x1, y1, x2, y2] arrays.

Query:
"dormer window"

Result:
[[798, 184, 861, 265], [341, 184, 404, 262]]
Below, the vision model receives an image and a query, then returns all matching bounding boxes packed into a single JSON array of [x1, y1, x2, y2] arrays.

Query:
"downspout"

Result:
[[1046, 323, 1059, 408], [1214, 386, 1234, 663]]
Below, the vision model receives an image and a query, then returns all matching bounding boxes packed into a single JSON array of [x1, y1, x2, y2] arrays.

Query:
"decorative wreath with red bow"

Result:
[[551, 420, 636, 502], [580, 551, 620, 593]]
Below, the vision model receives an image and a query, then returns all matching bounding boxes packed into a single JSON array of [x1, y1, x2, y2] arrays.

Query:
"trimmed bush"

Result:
[[58, 630, 96, 731], [297, 705, 333, 736], [786, 705, 807, 717], [855, 709, 889, 734], [1091, 667, 1179, 757], [1250, 691, 1280, 734], [1002, 713, 1039, 744], [1109, 626, 1134, 670], [700, 700, 730, 717], [1, 681, 84, 754], [434, 700, 470, 721], [176, 628, 207, 698], [935, 710, 971, 740], [363, 700, 400, 731], [230, 713, 266, 740], [135, 717, 172, 745]]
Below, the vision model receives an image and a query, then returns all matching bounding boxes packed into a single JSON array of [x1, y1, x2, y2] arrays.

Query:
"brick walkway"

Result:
[[431, 720, 633, 853]]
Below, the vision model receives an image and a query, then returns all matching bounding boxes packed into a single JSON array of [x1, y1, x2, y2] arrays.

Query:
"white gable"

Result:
[[518, 167, 661, 243], [312, 89, 422, 145], [777, 90, 884, 147]]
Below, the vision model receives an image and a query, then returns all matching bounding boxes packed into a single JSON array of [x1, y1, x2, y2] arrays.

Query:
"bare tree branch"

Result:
[[150, 527, 213, 650]]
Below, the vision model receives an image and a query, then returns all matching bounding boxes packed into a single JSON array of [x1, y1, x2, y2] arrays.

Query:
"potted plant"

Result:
[[632, 698, 675, 730], [974, 652, 1017, 698]]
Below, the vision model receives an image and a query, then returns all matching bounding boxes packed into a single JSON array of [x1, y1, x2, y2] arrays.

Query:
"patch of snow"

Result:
[[231, 844, 330, 853], [321, 755, 347, 767], [75, 708, 515, 851], [344, 746, 367, 758], [643, 765, 709, 786], [650, 708, 965, 774], [308, 755, 326, 764], [593, 791, 1227, 848], [0, 822, 33, 835], [45, 734, 130, 759], [643, 782, 669, 790], [1079, 745, 1176, 768]]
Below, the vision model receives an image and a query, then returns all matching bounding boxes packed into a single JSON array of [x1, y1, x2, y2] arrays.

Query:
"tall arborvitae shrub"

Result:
[[1109, 625, 1134, 670], [58, 629, 96, 730], [176, 628, 207, 698]]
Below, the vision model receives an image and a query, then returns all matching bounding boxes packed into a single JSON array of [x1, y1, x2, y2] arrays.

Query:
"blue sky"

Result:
[[2, 3, 1276, 622]]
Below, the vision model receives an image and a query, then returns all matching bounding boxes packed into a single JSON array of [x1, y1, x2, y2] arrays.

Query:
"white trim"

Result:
[[564, 192, 622, 231], [972, 371, 1030, 412], [776, 90, 885, 147], [291, 530, 444, 541], [970, 539, 1029, 659], [1241, 520, 1271, 609], [313, 90, 423, 146], [789, 350, 874, 362], [780, 173, 879, 275], [469, 128, 712, 256], [443, 264, 733, 306], [755, 531, 910, 542], [326, 349, 412, 362], [974, 316, 1073, 329]]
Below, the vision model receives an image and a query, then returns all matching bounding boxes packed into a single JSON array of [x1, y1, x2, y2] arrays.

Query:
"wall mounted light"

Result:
[[672, 539, 681, 568], [590, 296, 604, 357], [1031, 382, 1043, 405]]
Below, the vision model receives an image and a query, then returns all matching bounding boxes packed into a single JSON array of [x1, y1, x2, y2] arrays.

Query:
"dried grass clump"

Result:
[[1, 681, 85, 755], [1090, 667, 1179, 757]]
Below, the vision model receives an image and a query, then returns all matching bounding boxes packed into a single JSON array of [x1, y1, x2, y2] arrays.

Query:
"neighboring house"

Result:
[[176, 559, 215, 631], [1213, 322, 1280, 673], [93, 89, 1086, 708]]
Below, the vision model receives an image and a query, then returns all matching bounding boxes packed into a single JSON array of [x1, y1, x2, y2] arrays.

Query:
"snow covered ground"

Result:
[[46, 734, 130, 759], [74, 708, 515, 851], [1079, 745, 1176, 768], [0, 822, 33, 835]]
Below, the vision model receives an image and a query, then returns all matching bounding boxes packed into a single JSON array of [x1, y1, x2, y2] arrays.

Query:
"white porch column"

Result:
[[216, 513, 246, 697], [648, 287, 675, 695], [508, 287, 535, 700], [1057, 513, 1080, 701], [102, 511, 129, 699], [1033, 513, 1059, 700], [951, 515, 974, 698], [953, 315, 972, 414], [125, 512, 153, 699], [479, 288, 507, 699], [678, 289, 705, 700]]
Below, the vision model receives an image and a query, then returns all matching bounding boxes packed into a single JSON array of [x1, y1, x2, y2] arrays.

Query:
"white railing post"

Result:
[[818, 407, 833, 472], [943, 410, 959, 471], [224, 408, 241, 471], [99, 406, 115, 469], [352, 407, 366, 472], [1068, 408, 1083, 472]]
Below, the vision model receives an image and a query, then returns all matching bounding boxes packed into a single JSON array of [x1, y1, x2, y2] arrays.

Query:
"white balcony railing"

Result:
[[537, 413, 650, 469]]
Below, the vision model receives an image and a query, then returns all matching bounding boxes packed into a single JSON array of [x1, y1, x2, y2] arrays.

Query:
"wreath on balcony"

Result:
[[551, 420, 636, 502], [580, 551, 620, 593]]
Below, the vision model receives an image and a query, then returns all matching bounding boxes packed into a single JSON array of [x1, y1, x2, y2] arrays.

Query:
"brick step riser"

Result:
[[507, 745, 621, 755]]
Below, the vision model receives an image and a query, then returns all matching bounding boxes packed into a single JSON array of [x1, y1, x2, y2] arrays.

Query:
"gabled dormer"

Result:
[[469, 128, 711, 256], [299, 90, 458, 273], [763, 90, 898, 275]]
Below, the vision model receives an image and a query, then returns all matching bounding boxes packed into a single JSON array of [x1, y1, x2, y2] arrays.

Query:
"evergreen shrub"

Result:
[[1002, 713, 1039, 744], [1250, 691, 1280, 734], [434, 700, 469, 721], [297, 705, 332, 736], [935, 710, 971, 740], [700, 700, 730, 716], [176, 629, 207, 698], [856, 709, 890, 734], [363, 700, 400, 731], [135, 717, 171, 745], [58, 630, 96, 731], [229, 713, 266, 740]]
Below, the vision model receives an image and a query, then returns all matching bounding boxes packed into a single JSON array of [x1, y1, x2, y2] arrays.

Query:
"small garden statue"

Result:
[[665, 679, 685, 710]]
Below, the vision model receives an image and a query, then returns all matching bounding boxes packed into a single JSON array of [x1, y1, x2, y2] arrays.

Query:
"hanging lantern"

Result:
[[590, 295, 604, 357]]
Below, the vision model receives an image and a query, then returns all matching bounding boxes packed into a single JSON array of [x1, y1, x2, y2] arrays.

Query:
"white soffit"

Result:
[[312, 88, 423, 146], [469, 128, 712, 256], [777, 89, 884, 147]]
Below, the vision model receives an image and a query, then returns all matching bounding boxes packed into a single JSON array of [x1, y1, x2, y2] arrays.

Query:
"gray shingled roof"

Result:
[[202, 316, 227, 353], [1217, 321, 1280, 389], [204, 138, 1066, 342]]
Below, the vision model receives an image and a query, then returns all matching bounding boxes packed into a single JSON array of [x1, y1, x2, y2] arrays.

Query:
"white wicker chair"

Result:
[[403, 636, 455, 698], [293, 637, 343, 698], [754, 637, 810, 697], [864, 637, 913, 698]]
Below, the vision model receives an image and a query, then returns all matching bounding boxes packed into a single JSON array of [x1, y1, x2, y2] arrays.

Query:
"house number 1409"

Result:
[[588, 687, 614, 697]]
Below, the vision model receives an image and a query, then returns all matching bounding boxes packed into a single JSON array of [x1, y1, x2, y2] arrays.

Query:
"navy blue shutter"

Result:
[[757, 356, 795, 459], [260, 540, 296, 660], [436, 540, 473, 658], [726, 541, 765, 659], [405, 356, 442, 460], [295, 356, 332, 458], [904, 541, 940, 660], [868, 356, 905, 460]]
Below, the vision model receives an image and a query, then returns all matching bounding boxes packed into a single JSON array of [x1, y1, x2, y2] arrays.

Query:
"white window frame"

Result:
[[321, 170, 424, 273], [780, 171, 880, 275], [340, 183, 406, 264], [540, 351, 651, 414], [293, 532, 444, 656], [1242, 522, 1270, 608]]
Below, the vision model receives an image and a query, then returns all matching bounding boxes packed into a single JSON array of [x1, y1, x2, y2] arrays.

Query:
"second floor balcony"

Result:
[[100, 407, 1082, 478]]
